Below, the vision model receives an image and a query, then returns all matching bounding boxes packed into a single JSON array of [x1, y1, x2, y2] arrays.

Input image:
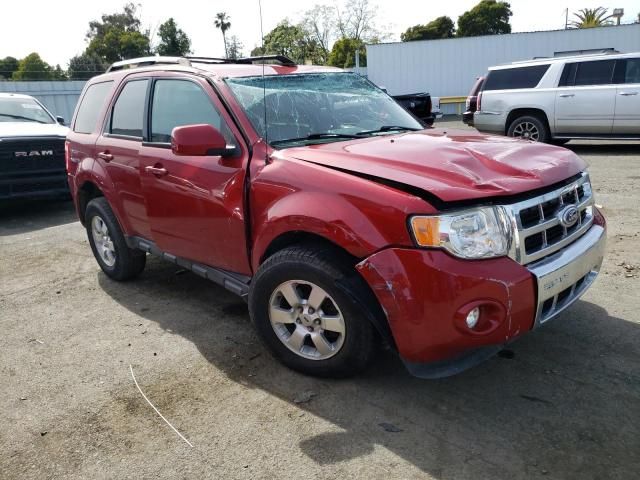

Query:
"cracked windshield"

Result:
[[226, 72, 422, 147]]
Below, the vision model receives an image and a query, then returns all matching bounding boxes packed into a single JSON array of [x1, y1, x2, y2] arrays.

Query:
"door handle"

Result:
[[619, 91, 638, 96], [97, 151, 113, 162], [145, 165, 168, 176], [558, 93, 575, 98]]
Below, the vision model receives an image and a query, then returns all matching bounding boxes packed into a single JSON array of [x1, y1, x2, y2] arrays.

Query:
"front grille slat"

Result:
[[0, 137, 66, 176], [509, 173, 594, 265]]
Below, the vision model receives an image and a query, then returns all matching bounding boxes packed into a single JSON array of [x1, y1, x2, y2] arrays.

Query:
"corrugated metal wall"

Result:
[[0, 81, 86, 123], [367, 24, 640, 113]]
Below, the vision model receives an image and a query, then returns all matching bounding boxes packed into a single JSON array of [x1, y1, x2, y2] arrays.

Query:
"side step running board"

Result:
[[126, 236, 250, 300]]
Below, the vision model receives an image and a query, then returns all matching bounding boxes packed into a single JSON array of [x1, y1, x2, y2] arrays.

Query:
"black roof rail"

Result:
[[235, 55, 296, 66], [184, 56, 233, 64]]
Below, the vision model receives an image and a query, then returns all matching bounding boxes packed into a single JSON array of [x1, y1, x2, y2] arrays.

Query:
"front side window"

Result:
[[226, 72, 422, 148], [483, 65, 550, 91], [110, 80, 148, 138], [621, 58, 640, 84], [150, 79, 234, 144], [74, 81, 113, 133], [0, 96, 55, 124]]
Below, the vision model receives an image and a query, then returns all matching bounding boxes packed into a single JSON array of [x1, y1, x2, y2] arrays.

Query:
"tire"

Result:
[[507, 115, 550, 143], [249, 246, 376, 378], [85, 197, 146, 281]]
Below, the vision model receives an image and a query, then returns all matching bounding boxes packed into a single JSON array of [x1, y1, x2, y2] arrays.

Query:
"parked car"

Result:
[[392, 92, 439, 126], [66, 55, 606, 379], [463, 76, 485, 126], [0, 93, 69, 200], [474, 52, 640, 143]]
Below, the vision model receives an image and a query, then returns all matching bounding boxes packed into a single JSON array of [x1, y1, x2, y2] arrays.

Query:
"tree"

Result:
[[214, 12, 231, 58], [68, 53, 107, 80], [51, 65, 68, 80], [85, 3, 151, 63], [253, 21, 322, 64], [227, 36, 244, 60], [156, 18, 191, 56], [336, 0, 383, 42], [457, 0, 512, 37], [569, 7, 614, 28], [0, 56, 19, 80], [11, 53, 54, 80], [301, 4, 336, 65], [328, 37, 366, 68], [401, 16, 455, 42]]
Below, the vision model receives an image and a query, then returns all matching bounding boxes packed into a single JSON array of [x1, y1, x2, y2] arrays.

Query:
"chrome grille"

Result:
[[506, 173, 594, 265]]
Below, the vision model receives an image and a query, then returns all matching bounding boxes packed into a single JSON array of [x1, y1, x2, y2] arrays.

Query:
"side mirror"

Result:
[[56, 116, 65, 125], [171, 124, 236, 157]]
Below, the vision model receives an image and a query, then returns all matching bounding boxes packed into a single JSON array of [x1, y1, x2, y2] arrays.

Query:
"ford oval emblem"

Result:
[[559, 205, 579, 228]]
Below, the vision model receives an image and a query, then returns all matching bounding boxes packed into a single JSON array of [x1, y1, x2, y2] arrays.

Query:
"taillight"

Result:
[[477, 92, 482, 111], [64, 140, 71, 173]]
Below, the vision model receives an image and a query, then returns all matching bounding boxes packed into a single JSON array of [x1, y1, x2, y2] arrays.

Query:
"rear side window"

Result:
[[483, 65, 550, 91], [150, 79, 233, 144], [560, 60, 615, 87], [73, 81, 113, 134], [615, 58, 640, 84], [110, 80, 148, 138]]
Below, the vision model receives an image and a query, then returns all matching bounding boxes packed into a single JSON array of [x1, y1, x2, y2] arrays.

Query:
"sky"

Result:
[[0, 0, 638, 67]]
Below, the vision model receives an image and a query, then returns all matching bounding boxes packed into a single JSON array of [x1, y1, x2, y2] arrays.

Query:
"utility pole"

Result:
[[565, 8, 569, 29]]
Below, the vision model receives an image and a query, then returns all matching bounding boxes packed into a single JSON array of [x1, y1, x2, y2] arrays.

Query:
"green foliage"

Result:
[[401, 16, 455, 42], [227, 36, 244, 60], [254, 21, 324, 65], [12, 53, 56, 80], [68, 53, 107, 80], [327, 37, 366, 68], [0, 56, 19, 80], [301, 4, 336, 65], [457, 0, 512, 37], [569, 7, 613, 28], [85, 3, 151, 63], [156, 18, 192, 56], [214, 12, 231, 57]]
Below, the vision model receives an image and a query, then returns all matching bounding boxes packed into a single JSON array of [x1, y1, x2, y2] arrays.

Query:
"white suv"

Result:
[[473, 52, 640, 143]]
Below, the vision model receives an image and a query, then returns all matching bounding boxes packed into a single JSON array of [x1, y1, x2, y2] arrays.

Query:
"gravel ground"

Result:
[[1, 119, 639, 479]]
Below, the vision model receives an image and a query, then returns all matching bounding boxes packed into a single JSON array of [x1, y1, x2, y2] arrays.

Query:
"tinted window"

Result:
[[110, 80, 148, 137], [74, 81, 113, 133], [621, 58, 640, 84], [483, 65, 550, 91], [573, 60, 615, 86], [150, 80, 233, 144]]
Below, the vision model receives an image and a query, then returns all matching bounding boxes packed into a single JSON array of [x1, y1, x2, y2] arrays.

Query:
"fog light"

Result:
[[466, 307, 480, 329]]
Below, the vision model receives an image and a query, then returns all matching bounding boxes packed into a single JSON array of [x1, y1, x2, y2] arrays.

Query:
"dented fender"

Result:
[[356, 248, 536, 363]]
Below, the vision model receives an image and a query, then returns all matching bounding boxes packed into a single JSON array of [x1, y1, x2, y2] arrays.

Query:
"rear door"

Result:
[[95, 76, 152, 239], [139, 74, 251, 275], [613, 58, 640, 135], [554, 59, 617, 135]]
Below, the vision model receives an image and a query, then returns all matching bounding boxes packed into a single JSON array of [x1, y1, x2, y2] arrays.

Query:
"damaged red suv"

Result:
[[66, 56, 606, 378]]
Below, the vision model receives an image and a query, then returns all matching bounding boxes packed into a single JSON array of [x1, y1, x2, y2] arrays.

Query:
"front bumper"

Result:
[[0, 172, 69, 200], [357, 218, 606, 378]]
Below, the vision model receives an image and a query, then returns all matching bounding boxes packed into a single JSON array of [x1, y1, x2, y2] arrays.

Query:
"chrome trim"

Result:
[[527, 224, 605, 328], [505, 172, 594, 265]]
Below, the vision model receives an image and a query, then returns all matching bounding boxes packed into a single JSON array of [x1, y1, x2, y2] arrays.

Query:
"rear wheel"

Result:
[[249, 246, 376, 377], [85, 197, 146, 281], [507, 115, 549, 143]]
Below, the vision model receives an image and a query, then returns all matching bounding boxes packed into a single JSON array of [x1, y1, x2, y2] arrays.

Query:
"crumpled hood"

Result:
[[0, 121, 68, 139], [277, 128, 586, 203]]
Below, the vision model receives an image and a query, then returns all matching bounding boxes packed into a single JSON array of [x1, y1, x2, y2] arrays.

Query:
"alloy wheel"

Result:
[[91, 215, 116, 267], [512, 121, 540, 141]]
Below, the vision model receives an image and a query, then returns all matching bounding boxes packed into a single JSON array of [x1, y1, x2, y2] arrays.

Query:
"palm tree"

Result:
[[214, 12, 231, 57], [570, 7, 614, 28]]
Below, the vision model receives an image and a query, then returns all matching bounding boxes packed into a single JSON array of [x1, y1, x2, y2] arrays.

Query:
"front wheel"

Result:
[[249, 246, 376, 378], [507, 115, 549, 143]]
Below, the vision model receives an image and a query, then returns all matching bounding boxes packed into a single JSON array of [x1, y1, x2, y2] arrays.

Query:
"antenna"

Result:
[[258, 0, 268, 154]]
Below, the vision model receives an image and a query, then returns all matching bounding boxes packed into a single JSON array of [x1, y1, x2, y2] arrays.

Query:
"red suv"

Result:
[[66, 56, 606, 378]]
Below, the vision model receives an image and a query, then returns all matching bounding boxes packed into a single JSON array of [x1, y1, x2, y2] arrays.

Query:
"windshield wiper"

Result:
[[355, 125, 421, 136], [270, 132, 362, 146], [0, 113, 47, 124]]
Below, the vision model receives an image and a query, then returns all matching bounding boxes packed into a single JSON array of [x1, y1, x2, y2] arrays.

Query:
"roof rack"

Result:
[[106, 55, 296, 72]]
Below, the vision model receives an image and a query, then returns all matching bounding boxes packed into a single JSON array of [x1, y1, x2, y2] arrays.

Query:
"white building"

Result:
[[366, 23, 640, 113]]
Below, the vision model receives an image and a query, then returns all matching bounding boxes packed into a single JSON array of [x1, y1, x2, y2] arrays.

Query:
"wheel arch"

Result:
[[77, 180, 105, 226], [505, 108, 551, 136]]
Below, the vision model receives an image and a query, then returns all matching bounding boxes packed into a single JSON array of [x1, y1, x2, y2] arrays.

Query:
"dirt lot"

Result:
[[1, 120, 639, 479]]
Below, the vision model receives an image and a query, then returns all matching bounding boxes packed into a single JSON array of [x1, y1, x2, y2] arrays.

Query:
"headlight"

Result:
[[410, 206, 512, 259]]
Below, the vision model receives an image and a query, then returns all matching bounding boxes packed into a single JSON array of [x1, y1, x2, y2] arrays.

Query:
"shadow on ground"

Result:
[[98, 256, 640, 479], [567, 143, 640, 157], [0, 199, 76, 236]]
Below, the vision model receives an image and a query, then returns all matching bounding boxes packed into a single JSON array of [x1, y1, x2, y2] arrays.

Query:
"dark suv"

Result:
[[66, 56, 605, 379]]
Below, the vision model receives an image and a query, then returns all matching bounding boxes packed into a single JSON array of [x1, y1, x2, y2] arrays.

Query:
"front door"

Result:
[[139, 76, 251, 275], [554, 59, 617, 135], [613, 58, 640, 135]]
